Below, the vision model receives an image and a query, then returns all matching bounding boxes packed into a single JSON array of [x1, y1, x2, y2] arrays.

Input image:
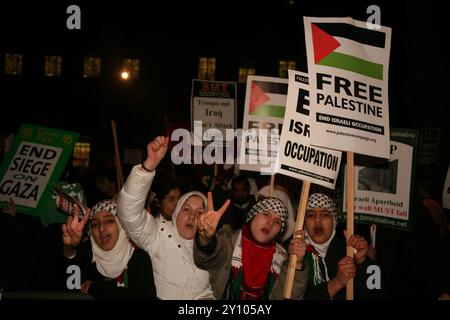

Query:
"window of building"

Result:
[[278, 60, 297, 78], [4, 53, 23, 75], [121, 59, 140, 79], [72, 142, 90, 167], [238, 68, 256, 83], [83, 57, 101, 78], [198, 57, 216, 80], [44, 55, 62, 76]]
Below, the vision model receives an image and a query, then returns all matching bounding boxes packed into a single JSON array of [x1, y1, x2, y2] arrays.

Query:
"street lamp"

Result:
[[120, 71, 129, 80]]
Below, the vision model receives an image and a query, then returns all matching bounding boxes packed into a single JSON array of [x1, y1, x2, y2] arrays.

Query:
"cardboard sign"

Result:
[[191, 79, 237, 145], [304, 17, 392, 159], [278, 70, 342, 188], [342, 128, 418, 230], [0, 124, 79, 216], [239, 75, 287, 173]]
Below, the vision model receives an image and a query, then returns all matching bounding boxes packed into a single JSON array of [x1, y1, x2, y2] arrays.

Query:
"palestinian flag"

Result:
[[311, 22, 386, 80], [249, 80, 287, 118]]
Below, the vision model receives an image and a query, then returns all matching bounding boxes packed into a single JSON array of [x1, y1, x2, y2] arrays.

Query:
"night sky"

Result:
[[1, 0, 449, 177]]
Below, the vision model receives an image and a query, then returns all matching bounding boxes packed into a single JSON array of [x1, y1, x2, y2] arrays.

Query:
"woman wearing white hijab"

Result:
[[117, 136, 227, 299], [302, 193, 370, 300], [62, 199, 157, 299]]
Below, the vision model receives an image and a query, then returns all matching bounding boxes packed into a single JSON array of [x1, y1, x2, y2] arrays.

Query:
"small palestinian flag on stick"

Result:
[[53, 183, 88, 217]]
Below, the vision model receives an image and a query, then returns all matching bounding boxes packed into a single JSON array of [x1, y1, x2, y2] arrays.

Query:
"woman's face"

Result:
[[90, 211, 120, 251], [176, 196, 205, 240], [161, 188, 181, 217], [250, 211, 282, 244], [304, 208, 334, 244]]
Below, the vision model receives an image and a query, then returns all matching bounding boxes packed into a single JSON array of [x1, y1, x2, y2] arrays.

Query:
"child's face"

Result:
[[250, 211, 282, 243], [90, 211, 120, 251], [176, 196, 205, 240], [305, 208, 334, 244], [161, 188, 181, 216]]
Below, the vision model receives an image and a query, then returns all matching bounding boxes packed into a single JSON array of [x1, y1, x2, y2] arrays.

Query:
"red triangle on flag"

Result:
[[249, 82, 270, 114], [312, 23, 341, 63]]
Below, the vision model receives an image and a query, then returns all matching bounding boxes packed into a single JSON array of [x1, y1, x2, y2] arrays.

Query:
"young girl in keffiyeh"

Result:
[[61, 199, 157, 299], [194, 195, 308, 300], [303, 193, 371, 300]]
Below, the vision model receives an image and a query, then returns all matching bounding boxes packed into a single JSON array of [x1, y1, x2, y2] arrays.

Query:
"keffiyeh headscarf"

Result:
[[228, 198, 288, 300], [246, 197, 288, 235], [90, 199, 134, 279], [306, 193, 338, 227], [257, 186, 295, 242], [304, 193, 338, 286]]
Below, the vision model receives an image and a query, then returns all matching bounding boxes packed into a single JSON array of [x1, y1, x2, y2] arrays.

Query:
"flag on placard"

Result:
[[312, 22, 386, 80], [249, 80, 288, 118]]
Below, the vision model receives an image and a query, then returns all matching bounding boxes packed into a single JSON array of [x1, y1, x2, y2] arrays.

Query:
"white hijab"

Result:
[[90, 200, 134, 279], [257, 185, 295, 242], [171, 191, 212, 298], [171, 191, 208, 256]]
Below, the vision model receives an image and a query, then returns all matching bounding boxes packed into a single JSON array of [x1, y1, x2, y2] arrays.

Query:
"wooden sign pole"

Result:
[[346, 151, 355, 300], [283, 180, 310, 299]]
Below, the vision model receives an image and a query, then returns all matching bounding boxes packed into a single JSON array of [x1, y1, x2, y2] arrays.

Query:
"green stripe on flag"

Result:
[[318, 52, 383, 80], [250, 105, 285, 118]]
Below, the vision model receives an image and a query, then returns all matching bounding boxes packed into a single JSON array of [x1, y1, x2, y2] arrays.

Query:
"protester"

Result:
[[62, 200, 157, 299], [194, 195, 308, 300], [302, 193, 371, 300], [117, 136, 227, 299]]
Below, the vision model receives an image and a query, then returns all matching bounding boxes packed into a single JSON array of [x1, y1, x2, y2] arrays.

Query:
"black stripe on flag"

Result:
[[314, 23, 386, 48], [253, 81, 288, 95]]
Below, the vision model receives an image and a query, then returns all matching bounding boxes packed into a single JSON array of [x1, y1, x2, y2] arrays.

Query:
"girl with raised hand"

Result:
[[117, 136, 230, 299], [194, 195, 308, 300], [62, 200, 157, 299]]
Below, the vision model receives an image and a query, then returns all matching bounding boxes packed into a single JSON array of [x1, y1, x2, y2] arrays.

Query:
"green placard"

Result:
[[0, 124, 79, 223]]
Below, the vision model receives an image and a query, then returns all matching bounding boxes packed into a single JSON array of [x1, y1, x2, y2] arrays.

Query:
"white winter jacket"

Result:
[[117, 164, 213, 300]]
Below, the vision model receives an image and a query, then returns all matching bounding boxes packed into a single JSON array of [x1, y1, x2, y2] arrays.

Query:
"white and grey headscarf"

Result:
[[90, 199, 134, 279], [304, 193, 338, 285], [257, 186, 295, 242], [246, 197, 288, 235]]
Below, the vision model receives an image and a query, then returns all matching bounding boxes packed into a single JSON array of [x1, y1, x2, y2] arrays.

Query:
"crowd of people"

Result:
[[1, 135, 449, 300]]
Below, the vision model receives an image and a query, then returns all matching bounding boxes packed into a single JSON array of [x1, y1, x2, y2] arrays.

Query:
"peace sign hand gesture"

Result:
[[197, 192, 230, 246], [62, 204, 90, 247]]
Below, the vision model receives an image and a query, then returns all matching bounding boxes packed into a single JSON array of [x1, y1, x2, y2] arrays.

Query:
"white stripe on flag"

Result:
[[333, 37, 387, 66], [266, 93, 287, 107]]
